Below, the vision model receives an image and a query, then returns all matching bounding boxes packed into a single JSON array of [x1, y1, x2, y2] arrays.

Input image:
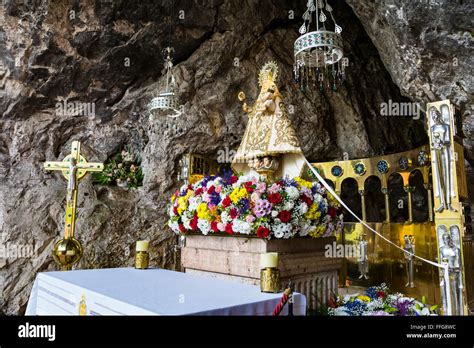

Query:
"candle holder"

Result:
[[135, 240, 150, 269], [135, 251, 149, 269], [260, 267, 281, 293]]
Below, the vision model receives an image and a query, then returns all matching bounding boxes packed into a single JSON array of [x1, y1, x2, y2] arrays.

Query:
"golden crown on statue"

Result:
[[258, 61, 279, 89]]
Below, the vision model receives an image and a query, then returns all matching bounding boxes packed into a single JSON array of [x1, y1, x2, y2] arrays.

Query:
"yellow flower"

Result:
[[309, 225, 325, 238], [358, 295, 371, 302], [304, 204, 321, 220], [197, 202, 212, 220], [177, 197, 187, 215], [171, 194, 176, 203], [294, 177, 313, 189], [229, 187, 248, 204], [327, 193, 340, 206]]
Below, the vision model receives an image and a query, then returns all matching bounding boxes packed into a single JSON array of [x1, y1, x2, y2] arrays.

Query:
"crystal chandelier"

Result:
[[147, 46, 181, 119], [293, 0, 347, 91], [147, 0, 181, 119]]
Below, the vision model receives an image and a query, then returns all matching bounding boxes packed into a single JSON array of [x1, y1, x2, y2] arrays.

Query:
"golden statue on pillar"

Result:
[[233, 61, 305, 180], [44, 141, 104, 270]]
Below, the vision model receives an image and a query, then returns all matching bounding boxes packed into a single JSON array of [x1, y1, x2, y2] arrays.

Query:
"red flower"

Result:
[[230, 176, 238, 184], [190, 215, 198, 230], [278, 210, 292, 223], [173, 206, 178, 215], [377, 291, 386, 299], [211, 221, 219, 232], [187, 184, 193, 191], [179, 224, 186, 233], [244, 182, 255, 193], [222, 196, 232, 207], [229, 208, 239, 219], [195, 187, 203, 195], [256, 226, 270, 238], [207, 185, 215, 194], [328, 207, 337, 218], [268, 193, 282, 205], [301, 194, 313, 206], [225, 223, 234, 234]]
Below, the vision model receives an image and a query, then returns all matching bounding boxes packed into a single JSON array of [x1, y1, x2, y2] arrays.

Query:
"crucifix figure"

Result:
[[44, 141, 103, 270], [430, 107, 455, 212]]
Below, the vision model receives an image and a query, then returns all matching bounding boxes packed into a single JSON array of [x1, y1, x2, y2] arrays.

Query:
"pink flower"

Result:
[[268, 183, 282, 194], [202, 193, 211, 203], [255, 182, 267, 194], [246, 215, 255, 223], [217, 222, 225, 232], [215, 186, 222, 193]]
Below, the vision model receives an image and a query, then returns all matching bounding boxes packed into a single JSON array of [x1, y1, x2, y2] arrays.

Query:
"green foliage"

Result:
[[92, 146, 144, 189]]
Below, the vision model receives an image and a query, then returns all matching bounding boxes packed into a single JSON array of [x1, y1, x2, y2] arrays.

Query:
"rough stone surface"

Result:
[[0, 0, 471, 314]]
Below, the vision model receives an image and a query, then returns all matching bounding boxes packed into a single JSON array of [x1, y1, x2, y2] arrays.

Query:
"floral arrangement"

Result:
[[93, 148, 144, 188], [168, 171, 343, 239], [328, 284, 438, 316]]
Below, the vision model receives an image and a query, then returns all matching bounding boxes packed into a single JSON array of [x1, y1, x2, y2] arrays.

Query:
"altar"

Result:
[[25, 268, 306, 316]]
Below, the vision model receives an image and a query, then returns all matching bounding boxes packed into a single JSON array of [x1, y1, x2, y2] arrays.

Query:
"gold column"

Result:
[[405, 186, 414, 223], [359, 189, 366, 221], [381, 187, 390, 222]]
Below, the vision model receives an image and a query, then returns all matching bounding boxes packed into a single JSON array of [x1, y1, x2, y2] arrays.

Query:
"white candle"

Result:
[[260, 252, 278, 269], [136, 240, 149, 252]]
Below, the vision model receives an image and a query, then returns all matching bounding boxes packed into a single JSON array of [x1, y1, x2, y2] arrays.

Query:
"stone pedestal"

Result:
[[181, 235, 342, 311]]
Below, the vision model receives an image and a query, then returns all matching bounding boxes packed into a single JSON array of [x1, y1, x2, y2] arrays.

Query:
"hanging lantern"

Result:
[[293, 0, 347, 92], [148, 47, 181, 119]]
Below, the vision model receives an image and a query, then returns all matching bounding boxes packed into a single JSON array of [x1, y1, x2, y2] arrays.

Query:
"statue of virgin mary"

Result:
[[232, 61, 306, 179]]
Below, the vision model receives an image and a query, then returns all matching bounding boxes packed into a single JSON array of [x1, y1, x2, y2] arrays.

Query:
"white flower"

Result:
[[271, 210, 278, 218], [221, 211, 232, 224], [273, 223, 292, 239], [168, 221, 180, 234], [181, 213, 192, 229], [366, 298, 384, 311], [283, 201, 294, 211], [233, 219, 252, 235], [285, 186, 299, 199], [331, 307, 350, 316], [274, 229, 284, 238], [299, 221, 311, 237], [197, 219, 210, 235], [236, 174, 257, 185], [169, 205, 175, 216], [188, 196, 201, 211], [313, 193, 323, 203], [298, 202, 308, 214], [206, 180, 216, 188]]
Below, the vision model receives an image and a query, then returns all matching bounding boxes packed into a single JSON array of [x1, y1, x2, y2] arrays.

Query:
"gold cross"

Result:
[[44, 141, 103, 239]]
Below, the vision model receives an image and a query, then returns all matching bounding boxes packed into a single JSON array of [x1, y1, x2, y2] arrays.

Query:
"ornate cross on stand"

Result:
[[44, 141, 103, 271]]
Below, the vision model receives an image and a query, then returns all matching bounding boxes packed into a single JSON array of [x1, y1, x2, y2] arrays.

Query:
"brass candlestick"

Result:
[[260, 267, 281, 293]]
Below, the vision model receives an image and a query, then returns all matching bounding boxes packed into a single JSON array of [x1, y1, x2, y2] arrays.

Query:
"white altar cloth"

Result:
[[25, 268, 306, 316]]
